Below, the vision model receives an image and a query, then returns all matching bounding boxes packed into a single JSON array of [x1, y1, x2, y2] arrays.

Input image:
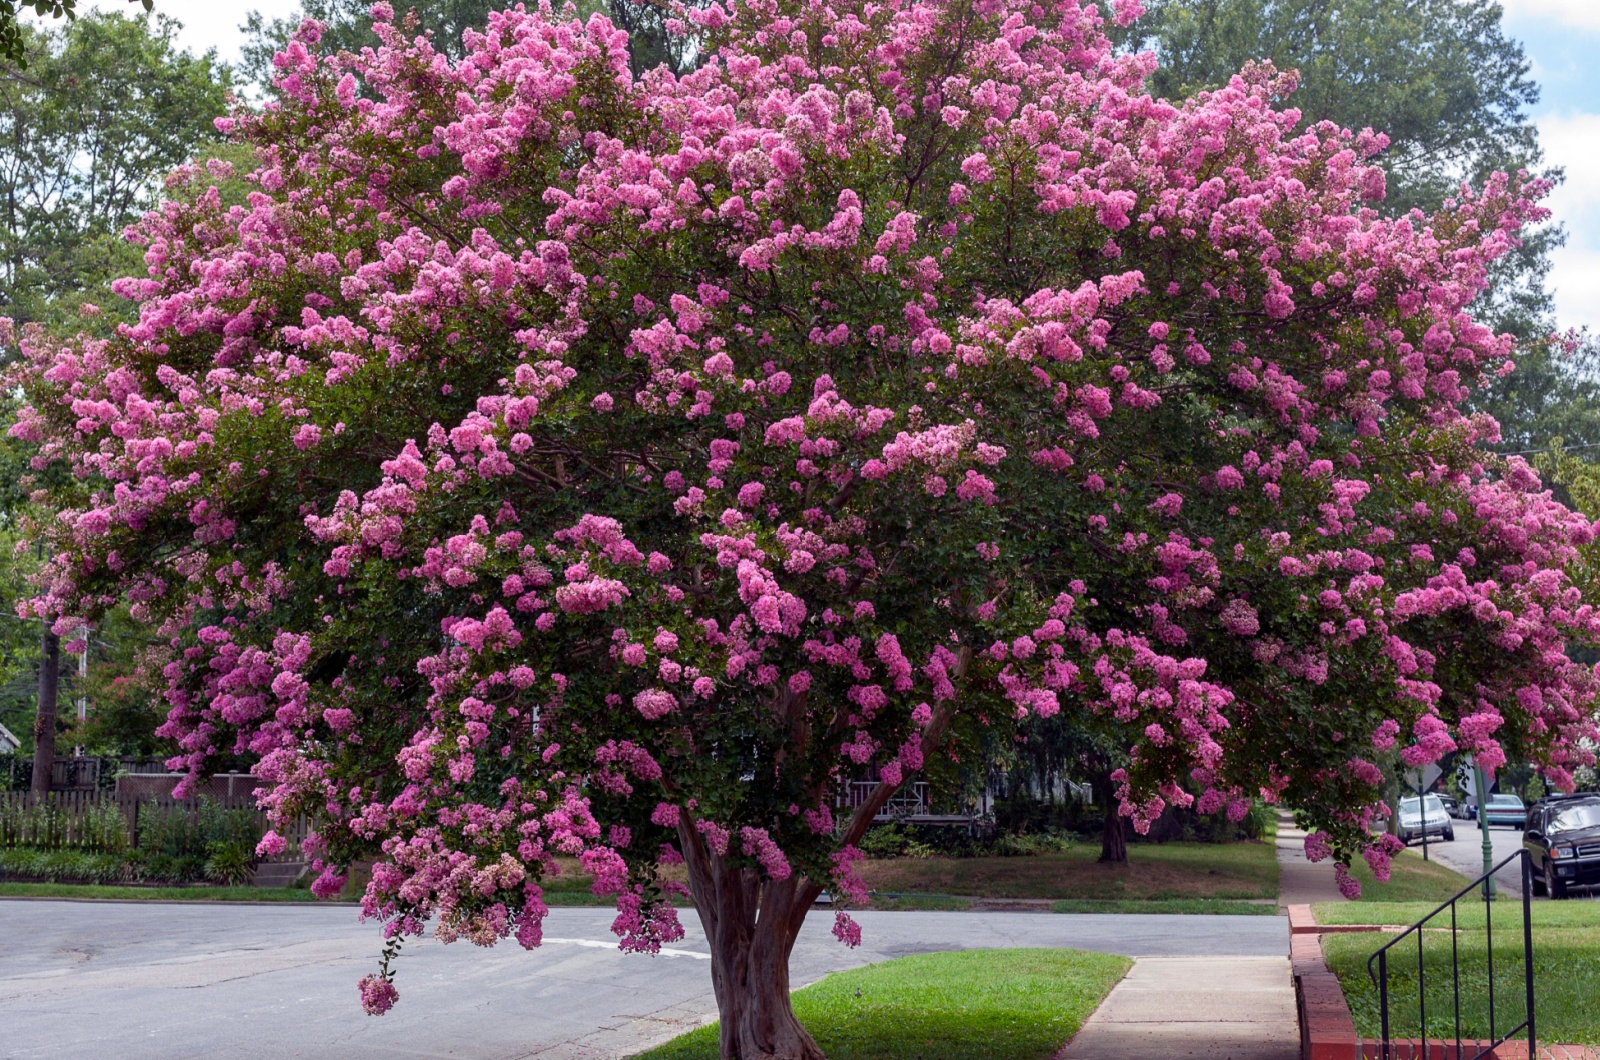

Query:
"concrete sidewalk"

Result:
[[1276, 810, 1347, 906], [1056, 956, 1298, 1059]]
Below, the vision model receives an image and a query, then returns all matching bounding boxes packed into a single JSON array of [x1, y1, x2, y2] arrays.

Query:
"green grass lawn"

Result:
[[1337, 849, 1478, 904], [1318, 901, 1600, 1045], [1050, 898, 1277, 915], [858, 840, 1279, 903], [0, 882, 357, 902], [636, 949, 1131, 1060], [0, 838, 1276, 912]]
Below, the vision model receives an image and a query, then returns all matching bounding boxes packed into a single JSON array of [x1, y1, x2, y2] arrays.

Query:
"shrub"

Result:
[[858, 824, 936, 860], [128, 798, 262, 884], [0, 847, 125, 883], [990, 832, 1075, 857]]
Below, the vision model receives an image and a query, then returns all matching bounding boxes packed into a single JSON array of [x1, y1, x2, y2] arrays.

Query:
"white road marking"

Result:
[[541, 937, 711, 960]]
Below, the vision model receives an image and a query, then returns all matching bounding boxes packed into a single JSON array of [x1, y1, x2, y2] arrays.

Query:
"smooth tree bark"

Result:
[[677, 701, 956, 1059], [679, 838, 827, 1060]]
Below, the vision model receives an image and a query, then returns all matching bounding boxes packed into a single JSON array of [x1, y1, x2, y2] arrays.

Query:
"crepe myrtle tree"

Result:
[[10, 0, 1600, 1055]]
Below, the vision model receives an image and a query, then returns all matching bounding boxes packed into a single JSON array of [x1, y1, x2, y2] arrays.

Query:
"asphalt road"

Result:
[[1401, 816, 1598, 899], [0, 902, 1287, 1060]]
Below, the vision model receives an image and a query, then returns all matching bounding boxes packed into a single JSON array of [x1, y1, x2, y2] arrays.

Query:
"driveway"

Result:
[[0, 901, 1286, 1059]]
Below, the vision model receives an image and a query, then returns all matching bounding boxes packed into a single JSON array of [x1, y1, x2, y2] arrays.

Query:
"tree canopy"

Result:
[[9, 1, 1600, 1057]]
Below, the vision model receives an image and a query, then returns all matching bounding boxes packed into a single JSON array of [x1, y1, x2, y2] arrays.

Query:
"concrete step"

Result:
[[252, 861, 308, 888]]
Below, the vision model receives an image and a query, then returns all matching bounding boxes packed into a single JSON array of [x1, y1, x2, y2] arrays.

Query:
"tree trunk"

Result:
[[1099, 798, 1126, 864], [679, 824, 826, 1060], [670, 658, 966, 1059], [30, 626, 58, 796]]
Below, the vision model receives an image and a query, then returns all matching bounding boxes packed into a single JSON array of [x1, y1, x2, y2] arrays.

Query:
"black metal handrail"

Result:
[[1366, 848, 1535, 1060]]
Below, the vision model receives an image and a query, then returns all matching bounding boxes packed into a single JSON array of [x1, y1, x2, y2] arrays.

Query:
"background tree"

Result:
[[0, 11, 231, 330], [12, 2, 1600, 1058], [241, 0, 691, 87], [0, 11, 227, 774], [0, 0, 149, 66]]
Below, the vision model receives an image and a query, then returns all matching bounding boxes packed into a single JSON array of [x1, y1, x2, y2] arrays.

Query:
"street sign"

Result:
[[1406, 763, 1443, 792]]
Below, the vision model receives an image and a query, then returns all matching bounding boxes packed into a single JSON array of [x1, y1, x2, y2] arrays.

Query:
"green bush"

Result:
[[0, 847, 125, 883], [128, 798, 261, 884], [859, 824, 937, 859], [991, 832, 1075, 857], [859, 822, 1076, 859], [204, 842, 257, 886]]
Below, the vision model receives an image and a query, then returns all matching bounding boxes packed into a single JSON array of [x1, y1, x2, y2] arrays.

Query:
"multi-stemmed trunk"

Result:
[[677, 671, 964, 1059], [677, 838, 827, 1060]]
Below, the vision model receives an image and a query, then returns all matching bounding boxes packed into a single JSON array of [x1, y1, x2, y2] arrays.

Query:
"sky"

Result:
[[77, 0, 1600, 331]]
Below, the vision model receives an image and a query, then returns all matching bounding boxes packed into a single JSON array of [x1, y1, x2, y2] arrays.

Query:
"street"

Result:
[[0, 901, 1288, 1060], [1402, 815, 1600, 900]]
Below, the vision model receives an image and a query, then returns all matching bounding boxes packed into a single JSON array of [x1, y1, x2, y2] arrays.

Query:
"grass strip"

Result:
[[858, 840, 1278, 902], [1332, 849, 1477, 903], [1050, 898, 1277, 915], [1321, 914, 1600, 1046], [865, 894, 974, 911], [0, 882, 356, 902], [638, 948, 1130, 1060]]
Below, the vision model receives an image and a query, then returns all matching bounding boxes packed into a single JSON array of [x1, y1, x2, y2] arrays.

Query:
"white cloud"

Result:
[[1533, 112, 1600, 330], [1538, 112, 1600, 213], [1548, 247, 1600, 332], [84, 0, 301, 64], [1501, 0, 1600, 32]]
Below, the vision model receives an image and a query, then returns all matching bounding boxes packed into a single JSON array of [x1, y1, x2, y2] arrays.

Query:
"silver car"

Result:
[[1399, 794, 1455, 844]]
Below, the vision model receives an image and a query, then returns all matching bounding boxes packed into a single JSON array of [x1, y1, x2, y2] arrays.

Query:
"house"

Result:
[[0, 723, 19, 754]]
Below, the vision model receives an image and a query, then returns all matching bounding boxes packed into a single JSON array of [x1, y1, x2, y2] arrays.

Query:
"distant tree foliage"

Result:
[[0, 0, 149, 67], [1119, 0, 1543, 215], [241, 0, 693, 88], [0, 12, 231, 329]]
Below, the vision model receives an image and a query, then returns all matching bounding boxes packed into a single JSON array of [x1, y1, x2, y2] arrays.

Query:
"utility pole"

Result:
[[29, 622, 58, 796], [73, 625, 87, 757]]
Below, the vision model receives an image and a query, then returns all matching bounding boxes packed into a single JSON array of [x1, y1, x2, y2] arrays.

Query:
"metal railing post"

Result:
[[1367, 848, 1536, 1060], [1378, 948, 1390, 1060], [1523, 850, 1536, 1059]]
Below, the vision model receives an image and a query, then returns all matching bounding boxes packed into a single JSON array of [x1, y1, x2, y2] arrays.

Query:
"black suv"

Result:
[[1524, 793, 1600, 899]]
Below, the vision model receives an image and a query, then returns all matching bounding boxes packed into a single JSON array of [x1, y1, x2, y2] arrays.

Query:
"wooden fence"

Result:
[[0, 790, 308, 861], [3, 756, 172, 792]]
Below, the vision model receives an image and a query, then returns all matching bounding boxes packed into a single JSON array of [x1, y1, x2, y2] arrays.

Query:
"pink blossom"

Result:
[[359, 975, 398, 1015]]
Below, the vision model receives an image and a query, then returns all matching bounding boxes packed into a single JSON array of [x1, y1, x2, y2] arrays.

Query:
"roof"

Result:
[[0, 723, 19, 753]]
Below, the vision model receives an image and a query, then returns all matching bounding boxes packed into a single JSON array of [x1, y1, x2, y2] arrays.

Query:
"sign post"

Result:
[[1469, 756, 1496, 900]]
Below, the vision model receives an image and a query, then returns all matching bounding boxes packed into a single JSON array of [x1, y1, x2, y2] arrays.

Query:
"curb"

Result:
[[1291, 930, 1358, 1060], [1288, 904, 1381, 936]]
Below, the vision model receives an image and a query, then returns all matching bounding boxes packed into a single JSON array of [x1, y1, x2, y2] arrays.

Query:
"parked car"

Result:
[[1398, 794, 1455, 844], [1483, 793, 1527, 829], [1525, 794, 1600, 899], [1437, 795, 1461, 819]]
